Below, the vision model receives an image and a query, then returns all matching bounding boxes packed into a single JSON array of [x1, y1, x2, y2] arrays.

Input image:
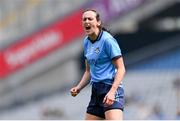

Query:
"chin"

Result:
[[86, 32, 92, 36]]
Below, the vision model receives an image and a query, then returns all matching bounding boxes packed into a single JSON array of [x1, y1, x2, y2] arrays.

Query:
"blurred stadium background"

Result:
[[0, 0, 180, 119]]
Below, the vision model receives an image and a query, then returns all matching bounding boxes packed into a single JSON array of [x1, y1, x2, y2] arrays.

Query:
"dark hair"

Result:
[[83, 9, 110, 33]]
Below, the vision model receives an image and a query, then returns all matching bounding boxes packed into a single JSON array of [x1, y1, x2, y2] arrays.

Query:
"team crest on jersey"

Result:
[[94, 47, 100, 54]]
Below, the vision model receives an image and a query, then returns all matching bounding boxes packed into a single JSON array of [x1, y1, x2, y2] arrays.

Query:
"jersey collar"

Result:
[[88, 30, 103, 44]]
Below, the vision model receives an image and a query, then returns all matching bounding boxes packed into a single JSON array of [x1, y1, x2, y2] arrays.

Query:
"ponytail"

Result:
[[101, 26, 111, 33]]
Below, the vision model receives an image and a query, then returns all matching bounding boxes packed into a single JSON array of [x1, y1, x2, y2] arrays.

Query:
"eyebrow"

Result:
[[82, 17, 93, 20]]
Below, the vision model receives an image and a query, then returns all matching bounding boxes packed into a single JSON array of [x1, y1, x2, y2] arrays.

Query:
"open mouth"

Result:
[[85, 26, 91, 30]]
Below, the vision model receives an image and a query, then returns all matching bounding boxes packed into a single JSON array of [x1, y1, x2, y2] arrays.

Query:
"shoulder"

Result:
[[83, 36, 89, 48], [102, 31, 113, 39], [102, 31, 117, 44], [83, 36, 89, 44], [83, 36, 88, 42]]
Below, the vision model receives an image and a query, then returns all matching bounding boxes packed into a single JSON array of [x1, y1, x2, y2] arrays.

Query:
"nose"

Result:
[[83, 18, 90, 23], [84, 19, 89, 23]]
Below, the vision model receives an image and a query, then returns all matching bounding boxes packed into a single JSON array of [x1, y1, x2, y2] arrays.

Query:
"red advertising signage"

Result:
[[0, 10, 84, 78], [0, 0, 146, 78]]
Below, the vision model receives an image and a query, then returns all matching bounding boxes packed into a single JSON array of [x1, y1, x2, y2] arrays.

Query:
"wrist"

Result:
[[110, 86, 118, 94], [76, 85, 82, 91]]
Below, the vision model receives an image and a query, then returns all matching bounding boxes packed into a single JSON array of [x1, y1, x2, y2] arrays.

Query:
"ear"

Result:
[[97, 20, 101, 26]]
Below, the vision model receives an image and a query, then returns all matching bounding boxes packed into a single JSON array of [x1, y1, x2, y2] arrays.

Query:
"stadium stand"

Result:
[[0, 0, 179, 120], [0, 0, 89, 49]]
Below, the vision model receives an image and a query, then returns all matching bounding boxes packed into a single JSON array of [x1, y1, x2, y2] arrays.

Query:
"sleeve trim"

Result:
[[111, 55, 122, 60]]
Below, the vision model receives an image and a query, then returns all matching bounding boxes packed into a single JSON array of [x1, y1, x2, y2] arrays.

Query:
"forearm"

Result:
[[77, 71, 90, 90], [110, 68, 125, 93]]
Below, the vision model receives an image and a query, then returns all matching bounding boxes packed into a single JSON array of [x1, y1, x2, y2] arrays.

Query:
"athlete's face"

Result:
[[82, 11, 101, 36]]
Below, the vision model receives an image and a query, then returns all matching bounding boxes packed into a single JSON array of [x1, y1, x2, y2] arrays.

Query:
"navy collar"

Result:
[[88, 30, 103, 44]]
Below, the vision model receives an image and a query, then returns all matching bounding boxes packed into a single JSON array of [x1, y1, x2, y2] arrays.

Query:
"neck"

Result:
[[89, 29, 100, 41]]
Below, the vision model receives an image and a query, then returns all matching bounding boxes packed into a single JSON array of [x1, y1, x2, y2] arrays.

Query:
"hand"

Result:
[[70, 86, 80, 97], [103, 91, 115, 106]]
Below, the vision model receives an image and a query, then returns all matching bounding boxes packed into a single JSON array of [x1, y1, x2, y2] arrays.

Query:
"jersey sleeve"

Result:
[[104, 37, 122, 59]]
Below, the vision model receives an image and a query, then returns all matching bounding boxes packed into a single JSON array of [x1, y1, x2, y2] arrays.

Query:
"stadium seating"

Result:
[[0, 0, 179, 120]]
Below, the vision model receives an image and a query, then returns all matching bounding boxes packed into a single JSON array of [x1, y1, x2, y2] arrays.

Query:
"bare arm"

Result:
[[110, 57, 126, 93], [103, 57, 126, 105], [70, 60, 90, 96], [76, 60, 90, 90]]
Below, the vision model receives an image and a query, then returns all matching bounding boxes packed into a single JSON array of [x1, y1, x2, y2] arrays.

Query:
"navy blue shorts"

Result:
[[86, 82, 125, 119]]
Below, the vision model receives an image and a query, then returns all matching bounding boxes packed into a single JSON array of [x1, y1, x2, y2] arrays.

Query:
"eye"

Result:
[[83, 18, 87, 21], [88, 18, 93, 21], [83, 17, 93, 21]]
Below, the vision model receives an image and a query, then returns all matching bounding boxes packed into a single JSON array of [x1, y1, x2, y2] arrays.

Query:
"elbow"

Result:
[[123, 67, 126, 76], [117, 66, 126, 76], [85, 68, 90, 75], [124, 68, 126, 76]]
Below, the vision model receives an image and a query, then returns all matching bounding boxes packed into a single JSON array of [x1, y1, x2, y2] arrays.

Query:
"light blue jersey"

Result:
[[83, 31, 122, 85]]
